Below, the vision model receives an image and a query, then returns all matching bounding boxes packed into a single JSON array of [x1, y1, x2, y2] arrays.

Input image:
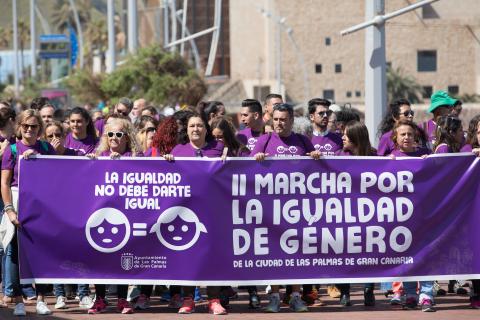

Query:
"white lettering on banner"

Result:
[[231, 168, 417, 257]]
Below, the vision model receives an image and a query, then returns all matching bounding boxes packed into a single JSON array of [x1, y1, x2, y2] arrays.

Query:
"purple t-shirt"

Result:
[[171, 140, 224, 158], [390, 148, 430, 157], [95, 119, 105, 136], [422, 119, 437, 146], [377, 131, 395, 156], [64, 133, 98, 156], [236, 128, 263, 151], [311, 131, 343, 156], [434, 144, 451, 154], [2, 140, 56, 187], [460, 144, 473, 152], [335, 149, 353, 156], [251, 132, 315, 157]]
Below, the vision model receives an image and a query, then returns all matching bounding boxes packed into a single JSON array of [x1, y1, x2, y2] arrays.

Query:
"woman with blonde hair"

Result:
[[94, 117, 141, 158], [1, 110, 56, 316]]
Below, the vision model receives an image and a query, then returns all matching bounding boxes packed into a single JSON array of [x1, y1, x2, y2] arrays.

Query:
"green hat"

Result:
[[428, 90, 458, 113]]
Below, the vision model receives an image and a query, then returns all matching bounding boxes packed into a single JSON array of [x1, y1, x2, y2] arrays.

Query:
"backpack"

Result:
[[10, 141, 50, 162]]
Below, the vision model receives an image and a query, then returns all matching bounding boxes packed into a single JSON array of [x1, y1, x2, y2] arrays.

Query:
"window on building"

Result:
[[422, 4, 439, 19], [346, 91, 352, 98], [422, 86, 433, 99], [355, 91, 361, 97], [323, 90, 335, 101], [315, 64, 322, 73], [335, 64, 342, 73], [325, 37, 331, 46], [417, 50, 437, 72], [448, 85, 459, 96]]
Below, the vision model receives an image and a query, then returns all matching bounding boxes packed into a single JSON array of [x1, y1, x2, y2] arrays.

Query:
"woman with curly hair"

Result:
[[94, 117, 141, 158], [461, 115, 480, 153], [145, 116, 178, 157]]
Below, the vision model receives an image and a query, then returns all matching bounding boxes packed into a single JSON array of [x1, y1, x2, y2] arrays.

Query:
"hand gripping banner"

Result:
[[17, 154, 480, 285]]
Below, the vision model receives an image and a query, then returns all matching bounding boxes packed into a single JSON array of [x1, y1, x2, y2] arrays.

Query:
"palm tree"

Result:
[[0, 27, 12, 49], [387, 67, 423, 103], [17, 20, 31, 80], [51, 0, 91, 33]]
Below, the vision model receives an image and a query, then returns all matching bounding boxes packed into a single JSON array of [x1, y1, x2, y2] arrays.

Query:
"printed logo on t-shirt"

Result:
[[288, 146, 298, 154], [247, 137, 257, 150], [277, 146, 286, 154], [314, 143, 335, 156]]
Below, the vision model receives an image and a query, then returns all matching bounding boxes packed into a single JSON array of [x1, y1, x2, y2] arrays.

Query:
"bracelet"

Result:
[[3, 204, 15, 213]]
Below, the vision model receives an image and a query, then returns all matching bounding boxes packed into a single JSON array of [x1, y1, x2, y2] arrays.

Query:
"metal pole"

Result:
[[12, 0, 19, 97], [30, 0, 36, 78], [107, 0, 116, 72], [69, 0, 84, 68], [164, 26, 218, 48], [205, 0, 222, 76], [163, 0, 170, 46], [169, 0, 177, 52], [365, 0, 386, 146], [174, 9, 201, 70], [180, 0, 188, 55], [275, 17, 282, 93], [128, 0, 138, 53]]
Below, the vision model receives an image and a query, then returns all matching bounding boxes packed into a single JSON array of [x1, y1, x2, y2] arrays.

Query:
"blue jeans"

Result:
[[54, 284, 90, 298], [2, 234, 36, 298], [404, 281, 434, 303]]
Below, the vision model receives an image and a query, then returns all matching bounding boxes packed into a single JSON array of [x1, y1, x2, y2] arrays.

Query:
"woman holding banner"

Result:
[[86, 117, 142, 314], [164, 112, 227, 315], [335, 120, 376, 307], [64, 107, 98, 156], [1, 110, 56, 316]]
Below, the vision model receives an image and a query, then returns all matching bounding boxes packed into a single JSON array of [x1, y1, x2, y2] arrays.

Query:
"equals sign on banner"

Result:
[[133, 223, 148, 236], [232, 174, 247, 196]]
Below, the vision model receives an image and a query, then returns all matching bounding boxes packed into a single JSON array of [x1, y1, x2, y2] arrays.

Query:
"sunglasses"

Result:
[[46, 133, 62, 139], [402, 110, 414, 117], [145, 127, 156, 134], [116, 110, 129, 117], [107, 131, 125, 138], [318, 110, 333, 117], [21, 123, 39, 130]]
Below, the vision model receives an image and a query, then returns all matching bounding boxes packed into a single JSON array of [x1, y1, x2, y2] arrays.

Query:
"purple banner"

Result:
[[18, 154, 480, 284]]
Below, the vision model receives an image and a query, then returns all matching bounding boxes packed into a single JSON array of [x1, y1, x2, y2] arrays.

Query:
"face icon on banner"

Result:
[[85, 208, 131, 253], [150, 206, 207, 251]]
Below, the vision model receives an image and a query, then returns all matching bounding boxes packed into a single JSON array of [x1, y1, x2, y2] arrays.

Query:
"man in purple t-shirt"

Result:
[[422, 90, 457, 147], [237, 99, 264, 151], [308, 98, 342, 156]]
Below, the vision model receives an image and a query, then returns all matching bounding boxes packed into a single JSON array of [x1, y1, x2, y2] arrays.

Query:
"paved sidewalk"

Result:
[[0, 284, 478, 319]]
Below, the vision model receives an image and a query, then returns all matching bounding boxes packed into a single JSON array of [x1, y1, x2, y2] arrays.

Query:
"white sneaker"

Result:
[[55, 296, 67, 309], [13, 303, 26, 316], [79, 295, 94, 309], [36, 301, 52, 315]]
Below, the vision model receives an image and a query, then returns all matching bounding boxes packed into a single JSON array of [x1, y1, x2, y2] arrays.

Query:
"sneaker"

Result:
[[390, 292, 403, 305], [470, 297, 480, 309], [87, 298, 107, 314], [248, 292, 261, 309], [421, 299, 435, 312], [168, 294, 183, 309], [117, 298, 133, 314], [208, 298, 227, 315], [364, 288, 375, 306], [55, 296, 68, 309], [134, 294, 150, 310], [328, 285, 341, 298], [302, 290, 318, 306], [264, 294, 280, 313], [79, 295, 94, 309], [178, 297, 195, 314], [13, 303, 26, 316], [289, 295, 308, 312], [194, 287, 203, 303], [340, 294, 351, 307], [36, 301, 52, 315], [404, 296, 417, 309]]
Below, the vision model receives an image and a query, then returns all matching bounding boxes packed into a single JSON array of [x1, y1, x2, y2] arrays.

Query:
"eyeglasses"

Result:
[[402, 110, 415, 117], [318, 110, 333, 117], [116, 110, 129, 117], [46, 133, 62, 139], [195, 149, 203, 157], [21, 123, 39, 130], [107, 131, 125, 138], [145, 127, 156, 134]]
